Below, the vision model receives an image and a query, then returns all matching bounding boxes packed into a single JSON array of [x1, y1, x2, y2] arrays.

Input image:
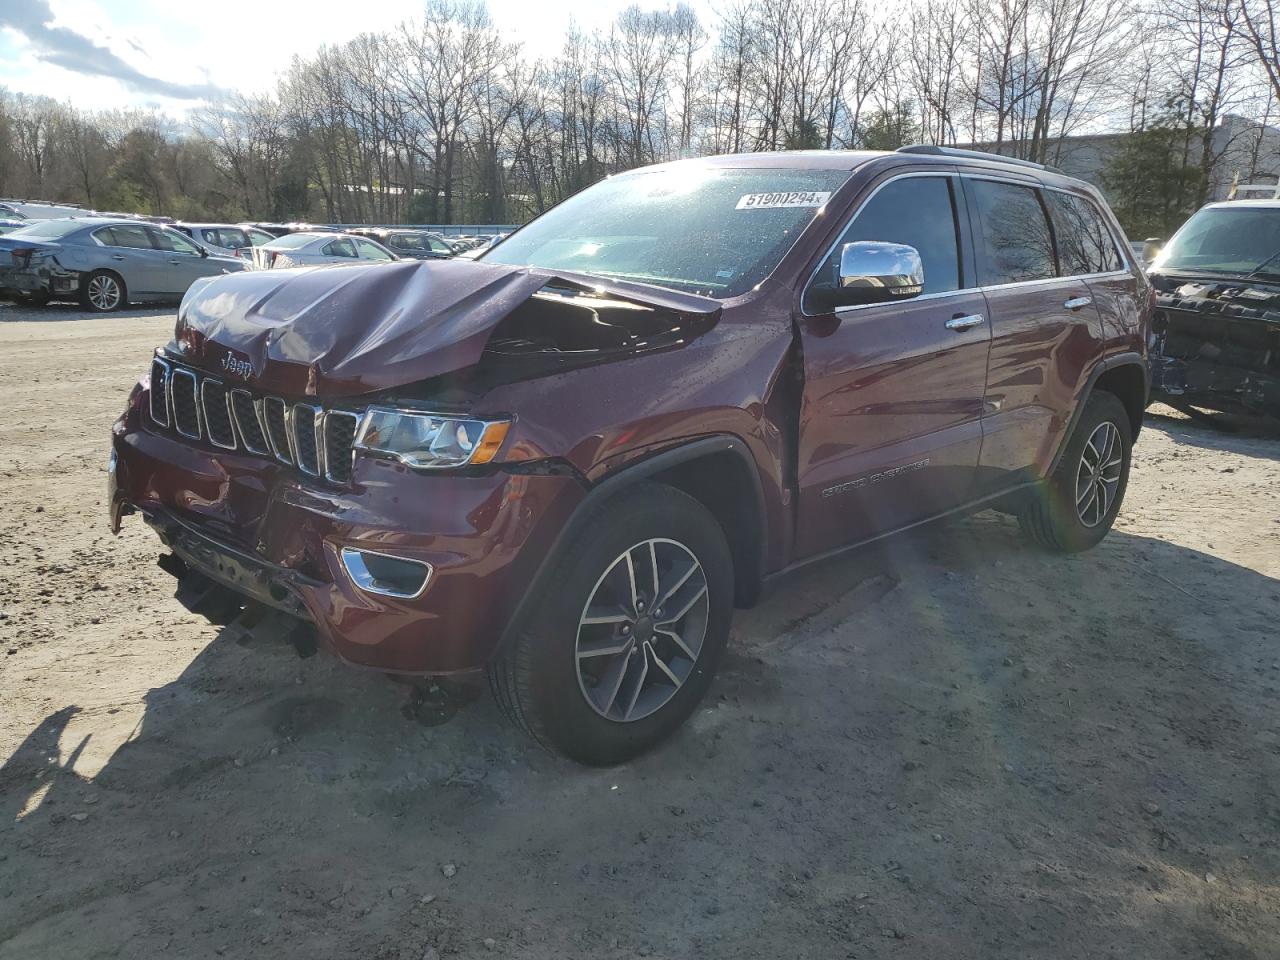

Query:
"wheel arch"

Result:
[[1049, 352, 1148, 474], [495, 434, 768, 662]]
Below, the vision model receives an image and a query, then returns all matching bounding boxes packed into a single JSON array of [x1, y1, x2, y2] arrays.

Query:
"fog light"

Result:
[[339, 547, 432, 599]]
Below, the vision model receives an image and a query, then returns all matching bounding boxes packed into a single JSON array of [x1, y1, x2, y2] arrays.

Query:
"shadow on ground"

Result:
[[3, 505, 1278, 959]]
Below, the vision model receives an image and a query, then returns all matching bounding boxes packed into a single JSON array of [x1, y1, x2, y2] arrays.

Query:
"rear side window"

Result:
[[98, 224, 152, 249], [1046, 192, 1124, 275], [324, 239, 357, 258], [969, 180, 1056, 285], [804, 176, 961, 312]]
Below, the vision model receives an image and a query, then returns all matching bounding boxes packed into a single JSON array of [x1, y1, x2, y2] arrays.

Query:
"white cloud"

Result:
[[0, 0, 718, 115]]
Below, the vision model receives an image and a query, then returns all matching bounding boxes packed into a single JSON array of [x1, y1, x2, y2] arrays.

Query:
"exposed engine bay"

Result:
[[1149, 273, 1280, 418]]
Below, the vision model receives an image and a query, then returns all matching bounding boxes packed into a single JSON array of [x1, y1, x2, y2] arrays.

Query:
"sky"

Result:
[[0, 0, 716, 115]]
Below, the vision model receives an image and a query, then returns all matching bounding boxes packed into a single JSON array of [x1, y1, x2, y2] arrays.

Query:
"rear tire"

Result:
[[1017, 390, 1132, 552], [488, 482, 734, 765], [80, 270, 126, 312]]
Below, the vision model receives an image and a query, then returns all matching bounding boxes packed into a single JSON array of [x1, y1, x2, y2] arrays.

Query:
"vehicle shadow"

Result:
[[1146, 403, 1280, 449], [3, 513, 1278, 959]]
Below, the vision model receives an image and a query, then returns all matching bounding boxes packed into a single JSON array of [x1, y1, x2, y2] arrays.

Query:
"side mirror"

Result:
[[811, 242, 925, 310], [1141, 238, 1163, 264]]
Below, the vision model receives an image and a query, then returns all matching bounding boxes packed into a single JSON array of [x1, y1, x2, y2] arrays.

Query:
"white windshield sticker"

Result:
[[736, 191, 831, 210]]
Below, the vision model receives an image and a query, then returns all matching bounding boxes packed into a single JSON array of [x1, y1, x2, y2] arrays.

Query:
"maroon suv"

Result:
[[110, 147, 1150, 764]]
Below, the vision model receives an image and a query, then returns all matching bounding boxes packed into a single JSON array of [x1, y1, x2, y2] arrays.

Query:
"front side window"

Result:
[[1153, 206, 1280, 277], [483, 165, 852, 298], [969, 180, 1056, 285], [804, 176, 961, 313], [150, 228, 202, 255], [356, 239, 393, 261], [1046, 192, 1124, 276], [246, 228, 275, 245]]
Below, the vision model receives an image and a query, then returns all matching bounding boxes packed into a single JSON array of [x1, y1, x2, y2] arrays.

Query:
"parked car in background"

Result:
[[458, 234, 505, 258], [111, 146, 1148, 764], [246, 221, 333, 238], [175, 223, 278, 262], [249, 231, 398, 269], [0, 199, 84, 220], [0, 219, 27, 236], [1148, 199, 1280, 418], [0, 217, 244, 311], [348, 227, 457, 260]]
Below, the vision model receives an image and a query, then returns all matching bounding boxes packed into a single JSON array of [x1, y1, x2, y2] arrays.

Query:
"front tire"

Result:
[[1017, 390, 1132, 552], [80, 270, 126, 312], [488, 483, 734, 765]]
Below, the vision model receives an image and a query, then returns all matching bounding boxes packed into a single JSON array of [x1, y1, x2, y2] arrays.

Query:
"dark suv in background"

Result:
[[110, 146, 1149, 765]]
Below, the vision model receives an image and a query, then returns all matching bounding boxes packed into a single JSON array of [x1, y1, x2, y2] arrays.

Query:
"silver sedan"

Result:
[[0, 217, 245, 312], [249, 231, 399, 269]]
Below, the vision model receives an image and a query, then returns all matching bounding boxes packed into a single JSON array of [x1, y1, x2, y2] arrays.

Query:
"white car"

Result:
[[175, 223, 278, 262], [249, 231, 398, 269]]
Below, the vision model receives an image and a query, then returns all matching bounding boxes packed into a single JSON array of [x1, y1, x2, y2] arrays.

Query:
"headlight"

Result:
[[354, 407, 511, 470]]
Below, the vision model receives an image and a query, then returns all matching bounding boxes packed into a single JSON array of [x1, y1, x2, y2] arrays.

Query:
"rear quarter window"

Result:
[[1046, 191, 1125, 275]]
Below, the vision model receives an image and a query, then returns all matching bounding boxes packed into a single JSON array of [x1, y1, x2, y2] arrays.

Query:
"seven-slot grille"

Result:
[[148, 357, 359, 484]]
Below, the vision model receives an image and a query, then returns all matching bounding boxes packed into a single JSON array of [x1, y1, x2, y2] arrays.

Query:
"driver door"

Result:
[[146, 226, 210, 293], [793, 172, 992, 559]]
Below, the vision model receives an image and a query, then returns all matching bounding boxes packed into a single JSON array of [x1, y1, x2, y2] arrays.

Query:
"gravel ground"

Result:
[[2, 307, 1279, 959]]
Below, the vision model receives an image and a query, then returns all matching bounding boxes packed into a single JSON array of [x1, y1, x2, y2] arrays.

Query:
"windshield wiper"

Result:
[[1244, 248, 1280, 280]]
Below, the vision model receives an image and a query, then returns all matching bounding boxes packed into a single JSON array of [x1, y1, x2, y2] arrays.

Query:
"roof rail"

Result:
[[896, 144, 1050, 171]]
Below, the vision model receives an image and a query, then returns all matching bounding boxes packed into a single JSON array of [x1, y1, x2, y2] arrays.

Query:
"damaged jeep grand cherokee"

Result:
[[110, 147, 1150, 765]]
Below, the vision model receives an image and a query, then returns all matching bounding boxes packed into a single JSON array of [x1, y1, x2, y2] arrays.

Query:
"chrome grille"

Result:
[[230, 390, 269, 454], [291, 404, 321, 476], [170, 369, 200, 438], [324, 412, 360, 484], [263, 397, 292, 464], [149, 358, 170, 426], [145, 359, 360, 485], [200, 380, 236, 449]]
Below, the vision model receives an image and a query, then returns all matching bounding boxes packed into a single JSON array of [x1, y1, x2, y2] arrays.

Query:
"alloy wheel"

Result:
[[574, 538, 710, 723], [88, 275, 121, 311], [1075, 420, 1122, 527]]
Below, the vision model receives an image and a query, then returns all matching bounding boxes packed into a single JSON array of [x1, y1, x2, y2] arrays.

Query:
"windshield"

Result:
[[483, 166, 851, 297], [1154, 206, 1280, 277], [8, 219, 86, 240]]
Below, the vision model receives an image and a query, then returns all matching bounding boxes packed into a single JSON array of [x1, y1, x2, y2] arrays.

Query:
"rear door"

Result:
[[964, 176, 1105, 494], [794, 171, 992, 558], [1044, 190, 1141, 347]]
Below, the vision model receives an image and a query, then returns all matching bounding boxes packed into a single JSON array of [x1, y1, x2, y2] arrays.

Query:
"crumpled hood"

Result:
[[172, 258, 720, 398]]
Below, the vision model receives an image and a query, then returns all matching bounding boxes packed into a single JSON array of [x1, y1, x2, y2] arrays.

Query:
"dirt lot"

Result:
[[2, 304, 1279, 960]]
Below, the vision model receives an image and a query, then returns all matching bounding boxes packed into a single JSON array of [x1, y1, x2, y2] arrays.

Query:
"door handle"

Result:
[[168, 259, 182, 265], [945, 313, 985, 331], [111, 254, 126, 261], [1064, 296, 1093, 310]]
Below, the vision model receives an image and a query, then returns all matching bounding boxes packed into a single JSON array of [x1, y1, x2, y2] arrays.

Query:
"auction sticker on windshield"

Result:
[[736, 191, 832, 210]]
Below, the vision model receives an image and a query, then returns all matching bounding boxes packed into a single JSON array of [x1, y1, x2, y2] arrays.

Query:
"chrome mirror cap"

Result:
[[838, 241, 925, 297]]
